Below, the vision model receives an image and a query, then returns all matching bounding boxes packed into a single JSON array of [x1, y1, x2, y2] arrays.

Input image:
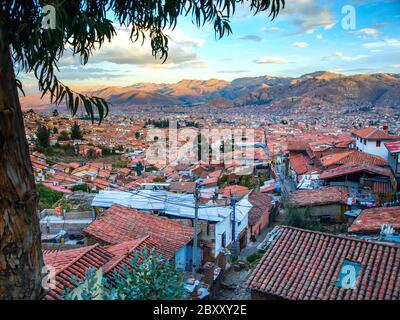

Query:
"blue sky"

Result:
[[22, 0, 400, 88]]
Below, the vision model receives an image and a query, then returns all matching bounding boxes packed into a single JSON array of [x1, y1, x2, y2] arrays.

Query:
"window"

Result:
[[221, 232, 226, 248], [376, 140, 381, 147]]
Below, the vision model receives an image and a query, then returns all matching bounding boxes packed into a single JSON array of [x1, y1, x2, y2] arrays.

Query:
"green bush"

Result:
[[284, 206, 322, 231], [36, 184, 64, 210], [70, 184, 90, 192], [246, 252, 263, 264]]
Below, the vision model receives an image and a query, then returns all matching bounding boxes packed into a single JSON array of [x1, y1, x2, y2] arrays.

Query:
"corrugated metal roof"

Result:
[[92, 190, 252, 223]]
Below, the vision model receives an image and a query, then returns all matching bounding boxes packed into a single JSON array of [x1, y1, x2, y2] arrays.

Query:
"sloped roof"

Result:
[[320, 150, 387, 168], [288, 154, 313, 175], [169, 181, 196, 193], [83, 204, 195, 258], [348, 206, 400, 234], [43, 237, 159, 300], [248, 191, 273, 226], [320, 164, 392, 179], [385, 140, 400, 153], [43, 244, 114, 300], [288, 186, 349, 207], [353, 128, 400, 140], [247, 226, 400, 300]]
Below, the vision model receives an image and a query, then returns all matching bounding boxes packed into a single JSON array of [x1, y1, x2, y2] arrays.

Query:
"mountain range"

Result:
[[20, 71, 400, 113]]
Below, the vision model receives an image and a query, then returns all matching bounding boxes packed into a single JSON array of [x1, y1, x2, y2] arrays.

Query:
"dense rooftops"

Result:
[[247, 226, 400, 300]]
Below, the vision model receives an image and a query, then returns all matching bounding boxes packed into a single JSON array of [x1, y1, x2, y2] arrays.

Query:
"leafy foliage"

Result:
[[70, 184, 90, 192], [35, 184, 64, 210], [70, 122, 83, 140], [7, 0, 285, 122], [284, 206, 322, 231], [135, 161, 145, 176], [35, 124, 51, 148], [57, 130, 70, 141], [239, 175, 260, 189], [62, 247, 187, 300]]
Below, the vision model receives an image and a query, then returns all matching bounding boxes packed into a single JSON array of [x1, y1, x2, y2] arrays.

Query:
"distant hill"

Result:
[[20, 72, 400, 113]]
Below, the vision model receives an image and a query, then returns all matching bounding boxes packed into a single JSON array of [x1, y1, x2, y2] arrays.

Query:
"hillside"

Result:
[[20, 72, 400, 113]]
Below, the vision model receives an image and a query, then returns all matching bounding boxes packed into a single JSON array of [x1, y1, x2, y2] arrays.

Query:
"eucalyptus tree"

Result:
[[0, 0, 284, 299]]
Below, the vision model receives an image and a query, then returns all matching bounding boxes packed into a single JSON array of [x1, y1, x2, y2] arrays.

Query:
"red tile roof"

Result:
[[248, 191, 273, 226], [288, 154, 313, 175], [348, 206, 400, 234], [103, 237, 159, 284], [320, 164, 392, 180], [219, 185, 250, 198], [353, 127, 400, 140], [288, 186, 349, 207], [43, 244, 114, 300], [83, 204, 194, 259], [320, 150, 387, 168], [287, 140, 311, 152], [247, 226, 400, 300], [385, 140, 400, 153], [43, 237, 159, 300], [169, 181, 196, 193]]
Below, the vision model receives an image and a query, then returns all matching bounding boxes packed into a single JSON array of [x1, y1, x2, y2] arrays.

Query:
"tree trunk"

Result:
[[0, 22, 44, 299]]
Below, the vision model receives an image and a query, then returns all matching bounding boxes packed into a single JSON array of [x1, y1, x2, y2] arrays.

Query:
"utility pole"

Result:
[[192, 183, 200, 277], [231, 195, 238, 257]]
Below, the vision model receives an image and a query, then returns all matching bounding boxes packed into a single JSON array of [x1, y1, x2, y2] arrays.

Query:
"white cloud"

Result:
[[356, 28, 379, 35], [254, 57, 288, 64], [282, 0, 337, 34], [316, 34, 323, 40], [63, 26, 207, 69], [262, 27, 283, 32], [363, 38, 400, 49], [292, 42, 308, 48], [322, 52, 368, 61]]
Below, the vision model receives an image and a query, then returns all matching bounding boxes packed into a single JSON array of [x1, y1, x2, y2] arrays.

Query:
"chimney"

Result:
[[382, 125, 389, 132]]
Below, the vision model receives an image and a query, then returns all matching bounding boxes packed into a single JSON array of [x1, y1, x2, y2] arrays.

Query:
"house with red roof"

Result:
[[83, 204, 196, 271], [352, 127, 400, 160], [247, 191, 277, 242], [43, 237, 159, 300], [348, 206, 400, 235], [247, 226, 400, 300], [287, 186, 350, 221], [320, 164, 395, 195]]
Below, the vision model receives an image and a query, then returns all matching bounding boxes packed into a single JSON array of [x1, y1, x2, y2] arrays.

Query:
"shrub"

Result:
[[36, 184, 63, 210]]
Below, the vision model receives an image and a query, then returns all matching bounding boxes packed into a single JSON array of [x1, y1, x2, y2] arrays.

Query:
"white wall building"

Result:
[[92, 190, 252, 260], [352, 127, 400, 160]]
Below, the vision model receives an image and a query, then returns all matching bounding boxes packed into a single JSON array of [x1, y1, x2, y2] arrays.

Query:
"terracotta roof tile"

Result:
[[248, 191, 273, 226], [353, 128, 400, 140], [83, 204, 194, 259], [385, 140, 400, 153], [320, 164, 392, 180], [288, 186, 349, 207], [247, 226, 400, 300], [43, 237, 160, 300], [348, 206, 400, 234], [321, 150, 387, 168], [289, 154, 313, 175]]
